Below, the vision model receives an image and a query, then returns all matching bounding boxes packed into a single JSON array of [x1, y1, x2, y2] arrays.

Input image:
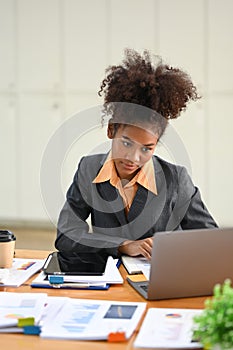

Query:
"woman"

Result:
[[55, 49, 217, 260]]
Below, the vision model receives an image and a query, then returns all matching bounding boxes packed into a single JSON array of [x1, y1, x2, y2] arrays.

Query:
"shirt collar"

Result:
[[93, 153, 157, 195]]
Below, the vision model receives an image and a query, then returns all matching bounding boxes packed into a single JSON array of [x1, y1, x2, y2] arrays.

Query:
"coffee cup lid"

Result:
[[0, 230, 16, 242]]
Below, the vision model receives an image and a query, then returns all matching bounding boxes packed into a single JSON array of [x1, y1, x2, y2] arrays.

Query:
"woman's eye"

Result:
[[122, 140, 131, 147], [141, 147, 150, 153]]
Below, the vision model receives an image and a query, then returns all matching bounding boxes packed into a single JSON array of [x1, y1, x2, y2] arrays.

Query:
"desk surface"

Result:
[[0, 249, 206, 350]]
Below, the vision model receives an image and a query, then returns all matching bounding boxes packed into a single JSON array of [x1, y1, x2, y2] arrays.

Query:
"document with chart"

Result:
[[41, 298, 146, 340], [0, 292, 47, 331], [0, 258, 45, 287], [134, 308, 203, 348]]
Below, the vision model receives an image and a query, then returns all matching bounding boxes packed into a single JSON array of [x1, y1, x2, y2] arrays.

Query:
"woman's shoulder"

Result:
[[153, 155, 191, 179], [153, 155, 183, 170], [77, 153, 108, 171], [71, 153, 109, 183], [81, 153, 108, 163]]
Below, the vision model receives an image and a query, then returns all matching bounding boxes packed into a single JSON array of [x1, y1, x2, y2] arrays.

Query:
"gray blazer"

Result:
[[55, 154, 218, 257]]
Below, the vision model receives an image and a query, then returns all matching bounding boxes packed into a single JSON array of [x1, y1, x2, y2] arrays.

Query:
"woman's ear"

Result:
[[107, 122, 115, 139], [107, 125, 114, 139]]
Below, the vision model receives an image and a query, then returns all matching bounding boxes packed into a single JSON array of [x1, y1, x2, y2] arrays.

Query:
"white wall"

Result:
[[0, 0, 232, 228]]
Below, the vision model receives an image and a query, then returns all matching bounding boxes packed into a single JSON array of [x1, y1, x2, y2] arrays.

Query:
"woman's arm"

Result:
[[166, 166, 218, 231], [55, 156, 126, 257]]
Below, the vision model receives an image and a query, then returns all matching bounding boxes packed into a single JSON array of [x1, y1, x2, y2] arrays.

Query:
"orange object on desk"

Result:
[[108, 331, 127, 342]]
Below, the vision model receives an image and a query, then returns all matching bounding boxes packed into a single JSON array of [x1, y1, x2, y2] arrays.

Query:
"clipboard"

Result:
[[31, 272, 110, 290], [31, 256, 122, 290]]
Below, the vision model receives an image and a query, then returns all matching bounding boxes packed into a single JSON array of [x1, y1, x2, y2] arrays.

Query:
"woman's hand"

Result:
[[118, 237, 153, 260]]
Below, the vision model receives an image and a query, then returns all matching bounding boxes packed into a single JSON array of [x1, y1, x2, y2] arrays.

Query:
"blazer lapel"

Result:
[[127, 186, 148, 222], [96, 181, 128, 226], [93, 155, 167, 234], [126, 157, 168, 234]]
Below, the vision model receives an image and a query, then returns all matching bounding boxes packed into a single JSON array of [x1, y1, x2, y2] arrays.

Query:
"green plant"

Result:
[[193, 279, 233, 350]]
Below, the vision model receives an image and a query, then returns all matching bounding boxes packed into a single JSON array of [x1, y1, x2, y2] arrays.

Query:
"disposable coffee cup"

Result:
[[0, 230, 16, 268]]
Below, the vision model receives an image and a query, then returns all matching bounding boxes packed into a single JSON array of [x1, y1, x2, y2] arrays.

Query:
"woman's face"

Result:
[[108, 124, 158, 180]]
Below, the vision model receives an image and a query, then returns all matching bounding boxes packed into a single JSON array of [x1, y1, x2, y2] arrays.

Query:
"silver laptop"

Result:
[[127, 227, 233, 300]]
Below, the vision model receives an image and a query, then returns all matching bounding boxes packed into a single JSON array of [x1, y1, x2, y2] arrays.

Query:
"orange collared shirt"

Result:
[[93, 154, 157, 215]]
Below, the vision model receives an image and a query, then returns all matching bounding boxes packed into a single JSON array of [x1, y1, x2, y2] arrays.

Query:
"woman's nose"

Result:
[[125, 147, 140, 163]]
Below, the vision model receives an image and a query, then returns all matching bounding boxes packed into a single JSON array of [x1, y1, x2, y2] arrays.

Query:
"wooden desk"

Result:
[[0, 249, 206, 350]]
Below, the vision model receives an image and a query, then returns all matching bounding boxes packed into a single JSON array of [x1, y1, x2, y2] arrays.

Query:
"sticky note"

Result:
[[18, 317, 35, 327], [48, 275, 64, 284]]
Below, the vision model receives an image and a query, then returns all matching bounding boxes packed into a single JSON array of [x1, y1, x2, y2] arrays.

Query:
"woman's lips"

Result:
[[121, 161, 138, 171]]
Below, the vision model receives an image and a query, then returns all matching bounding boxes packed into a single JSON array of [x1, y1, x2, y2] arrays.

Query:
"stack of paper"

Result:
[[134, 308, 203, 348], [0, 292, 146, 341], [31, 256, 123, 289], [0, 292, 47, 333]]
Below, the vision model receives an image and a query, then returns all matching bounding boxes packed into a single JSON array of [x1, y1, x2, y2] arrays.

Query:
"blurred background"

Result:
[[0, 0, 233, 249]]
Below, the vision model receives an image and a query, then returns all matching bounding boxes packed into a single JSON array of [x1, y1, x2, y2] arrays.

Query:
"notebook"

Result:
[[127, 227, 233, 300], [121, 255, 150, 275]]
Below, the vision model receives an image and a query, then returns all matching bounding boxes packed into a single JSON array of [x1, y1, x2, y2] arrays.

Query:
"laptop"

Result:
[[127, 227, 233, 300]]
